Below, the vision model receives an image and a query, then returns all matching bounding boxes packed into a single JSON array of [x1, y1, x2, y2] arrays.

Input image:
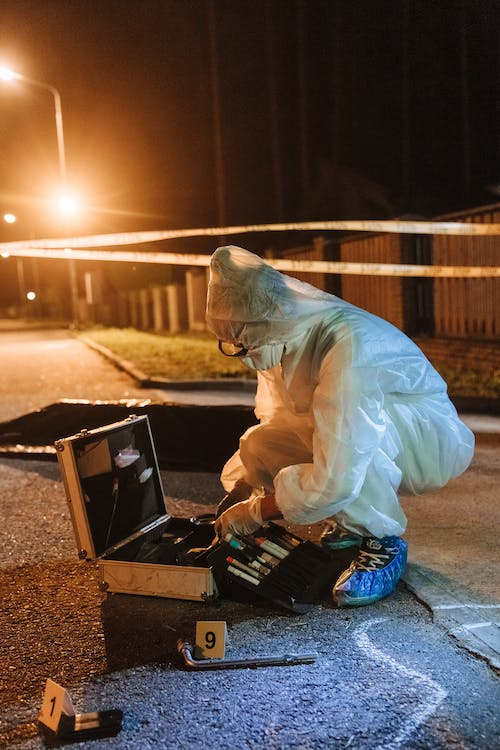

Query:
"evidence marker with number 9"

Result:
[[195, 621, 228, 659]]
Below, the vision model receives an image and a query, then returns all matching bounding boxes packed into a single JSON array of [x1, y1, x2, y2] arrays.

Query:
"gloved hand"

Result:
[[216, 479, 253, 518], [214, 496, 264, 539]]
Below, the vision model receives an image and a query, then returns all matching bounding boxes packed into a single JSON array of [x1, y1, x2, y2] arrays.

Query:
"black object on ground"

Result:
[[0, 400, 257, 472]]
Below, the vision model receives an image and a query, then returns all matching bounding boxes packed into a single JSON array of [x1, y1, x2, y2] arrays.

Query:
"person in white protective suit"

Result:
[[206, 245, 475, 606]]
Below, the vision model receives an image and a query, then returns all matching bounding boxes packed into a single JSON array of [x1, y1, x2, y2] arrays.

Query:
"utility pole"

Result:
[[207, 0, 226, 244]]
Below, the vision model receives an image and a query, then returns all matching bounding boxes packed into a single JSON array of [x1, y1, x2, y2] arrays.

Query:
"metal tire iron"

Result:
[[177, 640, 317, 670]]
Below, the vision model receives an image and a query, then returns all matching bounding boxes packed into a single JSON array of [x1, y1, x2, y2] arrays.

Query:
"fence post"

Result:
[[185, 270, 208, 331], [112, 293, 129, 328], [128, 290, 139, 329], [139, 288, 151, 330], [166, 283, 188, 333], [151, 285, 167, 332]]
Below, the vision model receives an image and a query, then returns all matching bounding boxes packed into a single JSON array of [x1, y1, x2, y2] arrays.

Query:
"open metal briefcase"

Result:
[[56, 414, 218, 603]]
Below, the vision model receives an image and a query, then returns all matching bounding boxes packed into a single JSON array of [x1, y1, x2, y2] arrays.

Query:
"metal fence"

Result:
[[432, 206, 499, 338]]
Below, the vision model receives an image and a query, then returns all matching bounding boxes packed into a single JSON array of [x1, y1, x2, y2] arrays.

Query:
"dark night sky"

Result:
[[0, 0, 498, 251]]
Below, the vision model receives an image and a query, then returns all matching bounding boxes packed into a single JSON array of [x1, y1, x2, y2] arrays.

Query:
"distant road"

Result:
[[0, 327, 164, 423]]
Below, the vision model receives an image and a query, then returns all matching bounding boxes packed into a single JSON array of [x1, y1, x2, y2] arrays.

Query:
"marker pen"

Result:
[[225, 536, 257, 561], [254, 537, 289, 559], [227, 564, 260, 586], [226, 537, 250, 556], [264, 529, 296, 551], [236, 535, 280, 567], [256, 551, 280, 568], [225, 533, 276, 568], [247, 558, 272, 575], [263, 537, 292, 557], [230, 546, 272, 574], [226, 556, 264, 581], [268, 535, 295, 552], [274, 529, 301, 548]]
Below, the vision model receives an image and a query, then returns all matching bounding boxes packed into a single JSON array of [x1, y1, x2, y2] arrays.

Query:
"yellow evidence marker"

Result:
[[195, 620, 228, 659]]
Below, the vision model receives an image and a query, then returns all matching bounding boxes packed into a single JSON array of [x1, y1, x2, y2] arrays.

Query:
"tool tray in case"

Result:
[[56, 415, 218, 602], [202, 522, 356, 614]]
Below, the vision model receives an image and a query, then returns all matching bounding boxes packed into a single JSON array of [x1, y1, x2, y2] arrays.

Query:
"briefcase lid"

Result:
[[57, 414, 169, 559]]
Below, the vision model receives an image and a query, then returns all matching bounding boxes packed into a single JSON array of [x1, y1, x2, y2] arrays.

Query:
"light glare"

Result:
[[57, 194, 79, 216], [3, 213, 16, 224], [26, 291, 36, 301], [0, 66, 18, 81]]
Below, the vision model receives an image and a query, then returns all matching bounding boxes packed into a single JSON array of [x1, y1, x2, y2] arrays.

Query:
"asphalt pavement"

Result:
[[0, 324, 498, 750]]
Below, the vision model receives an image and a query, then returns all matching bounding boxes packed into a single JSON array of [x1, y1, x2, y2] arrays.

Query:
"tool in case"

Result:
[[56, 415, 218, 602]]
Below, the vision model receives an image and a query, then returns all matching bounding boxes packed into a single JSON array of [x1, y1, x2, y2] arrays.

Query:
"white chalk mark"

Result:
[[433, 603, 500, 610], [354, 618, 447, 750], [462, 622, 494, 630], [451, 622, 498, 635]]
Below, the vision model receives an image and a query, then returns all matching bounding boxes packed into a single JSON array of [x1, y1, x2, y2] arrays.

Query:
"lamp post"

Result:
[[0, 65, 79, 324], [1, 212, 28, 316]]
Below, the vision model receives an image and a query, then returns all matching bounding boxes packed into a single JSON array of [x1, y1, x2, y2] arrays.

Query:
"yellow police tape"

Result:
[[2, 246, 499, 277], [1, 218, 499, 278], [1, 217, 500, 253]]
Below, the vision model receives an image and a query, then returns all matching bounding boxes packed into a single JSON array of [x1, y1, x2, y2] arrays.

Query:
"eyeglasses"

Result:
[[218, 340, 249, 357]]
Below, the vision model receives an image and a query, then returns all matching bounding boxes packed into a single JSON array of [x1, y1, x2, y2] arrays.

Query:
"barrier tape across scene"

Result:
[[1, 218, 499, 277]]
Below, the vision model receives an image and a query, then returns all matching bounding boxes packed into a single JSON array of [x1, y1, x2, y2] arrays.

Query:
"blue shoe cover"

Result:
[[332, 536, 408, 607]]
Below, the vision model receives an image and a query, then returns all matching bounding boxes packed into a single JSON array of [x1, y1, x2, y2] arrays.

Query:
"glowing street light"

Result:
[[0, 67, 16, 82], [2, 213, 17, 256], [56, 193, 80, 217]]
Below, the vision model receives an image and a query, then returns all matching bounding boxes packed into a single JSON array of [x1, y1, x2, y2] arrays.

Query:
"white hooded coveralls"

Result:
[[206, 246, 475, 539]]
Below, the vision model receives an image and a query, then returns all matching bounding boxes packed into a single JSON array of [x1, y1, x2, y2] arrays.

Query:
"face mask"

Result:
[[240, 342, 285, 371]]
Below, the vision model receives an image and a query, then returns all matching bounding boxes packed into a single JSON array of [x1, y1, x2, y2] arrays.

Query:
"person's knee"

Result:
[[239, 425, 312, 490]]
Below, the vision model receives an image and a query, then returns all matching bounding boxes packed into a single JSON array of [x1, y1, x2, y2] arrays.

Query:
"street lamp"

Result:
[[0, 65, 81, 215], [1, 211, 27, 310], [0, 65, 66, 182]]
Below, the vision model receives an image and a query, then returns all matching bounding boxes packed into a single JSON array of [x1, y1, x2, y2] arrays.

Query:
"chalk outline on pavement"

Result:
[[354, 618, 447, 750]]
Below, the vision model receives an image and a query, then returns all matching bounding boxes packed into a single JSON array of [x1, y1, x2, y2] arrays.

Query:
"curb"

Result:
[[403, 563, 500, 674]]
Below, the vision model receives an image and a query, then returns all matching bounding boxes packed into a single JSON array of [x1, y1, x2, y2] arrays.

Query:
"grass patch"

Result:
[[83, 327, 254, 380], [434, 365, 500, 399]]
